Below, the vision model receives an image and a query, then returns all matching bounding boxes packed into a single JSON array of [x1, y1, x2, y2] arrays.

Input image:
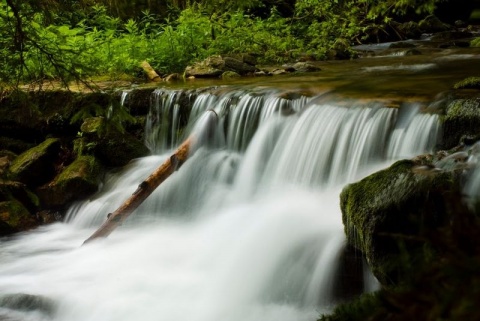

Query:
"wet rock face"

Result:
[[340, 159, 460, 286]]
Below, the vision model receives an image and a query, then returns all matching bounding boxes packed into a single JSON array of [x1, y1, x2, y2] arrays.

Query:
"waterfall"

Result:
[[0, 87, 441, 321]]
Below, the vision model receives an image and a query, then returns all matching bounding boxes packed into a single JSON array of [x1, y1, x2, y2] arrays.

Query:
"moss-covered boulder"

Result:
[[8, 138, 61, 187], [0, 199, 38, 235], [442, 98, 480, 149], [340, 159, 459, 285], [79, 117, 149, 167], [36, 155, 102, 209]]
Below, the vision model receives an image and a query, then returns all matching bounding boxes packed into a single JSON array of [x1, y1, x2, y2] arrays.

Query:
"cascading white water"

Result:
[[0, 87, 441, 321]]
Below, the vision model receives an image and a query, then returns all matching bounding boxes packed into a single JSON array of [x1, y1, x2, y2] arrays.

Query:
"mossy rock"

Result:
[[0, 199, 38, 235], [442, 98, 480, 149], [454, 77, 480, 90], [78, 117, 149, 167], [36, 155, 103, 209], [222, 71, 241, 79], [340, 159, 459, 285], [8, 138, 61, 187], [0, 181, 39, 213], [418, 15, 451, 33]]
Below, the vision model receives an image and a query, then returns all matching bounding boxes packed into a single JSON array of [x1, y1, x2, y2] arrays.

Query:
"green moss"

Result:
[[471, 37, 480, 47], [454, 77, 480, 89], [80, 117, 106, 135], [56, 155, 101, 186]]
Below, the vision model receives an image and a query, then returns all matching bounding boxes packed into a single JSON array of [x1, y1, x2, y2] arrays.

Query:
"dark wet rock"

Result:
[[225, 53, 257, 66], [223, 57, 256, 75], [78, 117, 149, 167], [438, 41, 471, 48], [8, 138, 61, 188], [0, 181, 39, 214], [391, 21, 422, 40], [0, 293, 56, 317], [405, 49, 422, 56], [389, 42, 416, 49], [442, 98, 480, 149], [431, 31, 473, 42], [0, 199, 38, 235], [419, 15, 451, 33], [36, 155, 102, 209], [119, 88, 156, 116], [341, 159, 460, 285]]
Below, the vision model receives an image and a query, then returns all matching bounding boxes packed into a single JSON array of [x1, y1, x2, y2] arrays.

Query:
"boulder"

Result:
[[8, 138, 61, 187], [419, 15, 451, 33], [0, 180, 39, 213], [223, 57, 256, 75], [36, 155, 102, 209], [184, 55, 225, 78], [442, 98, 480, 149], [340, 159, 460, 285], [292, 62, 321, 72], [222, 71, 241, 79], [431, 31, 473, 42], [391, 21, 422, 40], [0, 199, 38, 235], [184, 55, 257, 78]]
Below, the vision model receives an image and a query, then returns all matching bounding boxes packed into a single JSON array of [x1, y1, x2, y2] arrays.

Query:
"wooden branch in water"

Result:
[[83, 110, 217, 244]]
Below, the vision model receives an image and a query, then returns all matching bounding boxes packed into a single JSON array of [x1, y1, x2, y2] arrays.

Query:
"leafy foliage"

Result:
[[0, 0, 448, 89]]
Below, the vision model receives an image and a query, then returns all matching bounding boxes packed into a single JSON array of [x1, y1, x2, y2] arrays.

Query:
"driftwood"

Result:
[[83, 110, 217, 244], [140, 60, 162, 82]]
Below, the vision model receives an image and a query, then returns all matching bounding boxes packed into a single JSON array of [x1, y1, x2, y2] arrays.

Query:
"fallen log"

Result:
[[83, 110, 217, 244], [140, 60, 162, 82]]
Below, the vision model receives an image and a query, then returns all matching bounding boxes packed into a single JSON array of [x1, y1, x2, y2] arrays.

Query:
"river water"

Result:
[[0, 47, 478, 321]]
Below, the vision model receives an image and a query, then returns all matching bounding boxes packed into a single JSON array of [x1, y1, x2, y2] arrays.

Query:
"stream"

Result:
[[0, 44, 479, 321]]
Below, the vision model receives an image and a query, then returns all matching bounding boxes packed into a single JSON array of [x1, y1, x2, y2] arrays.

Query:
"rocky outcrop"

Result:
[[341, 158, 461, 285]]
